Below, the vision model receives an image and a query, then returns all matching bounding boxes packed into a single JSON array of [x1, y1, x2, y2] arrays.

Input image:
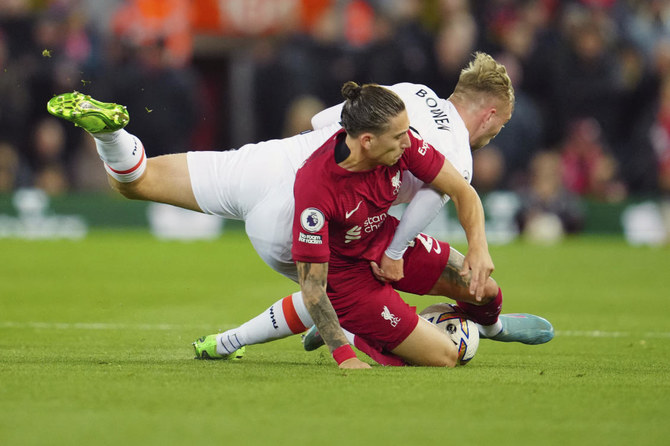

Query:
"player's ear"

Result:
[[360, 133, 373, 150], [481, 107, 497, 129]]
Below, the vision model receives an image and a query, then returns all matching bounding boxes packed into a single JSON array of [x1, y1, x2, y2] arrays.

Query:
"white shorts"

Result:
[[186, 124, 341, 281]]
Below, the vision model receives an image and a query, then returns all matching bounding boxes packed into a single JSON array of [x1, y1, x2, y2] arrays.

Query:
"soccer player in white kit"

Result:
[[47, 52, 553, 368]]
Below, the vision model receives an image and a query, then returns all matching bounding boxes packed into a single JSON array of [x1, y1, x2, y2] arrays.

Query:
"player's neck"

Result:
[[451, 99, 487, 152], [338, 135, 377, 172]]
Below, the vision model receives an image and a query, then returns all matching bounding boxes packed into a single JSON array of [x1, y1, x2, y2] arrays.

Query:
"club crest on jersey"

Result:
[[300, 208, 325, 233], [381, 305, 401, 327], [391, 170, 401, 195]]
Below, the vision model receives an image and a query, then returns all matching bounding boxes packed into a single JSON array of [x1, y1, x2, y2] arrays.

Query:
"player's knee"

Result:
[[423, 343, 458, 368], [111, 180, 139, 200], [435, 345, 458, 368], [109, 175, 148, 200], [471, 277, 499, 306]]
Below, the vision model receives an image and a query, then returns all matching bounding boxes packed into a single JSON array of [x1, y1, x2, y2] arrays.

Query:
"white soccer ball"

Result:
[[419, 303, 480, 365]]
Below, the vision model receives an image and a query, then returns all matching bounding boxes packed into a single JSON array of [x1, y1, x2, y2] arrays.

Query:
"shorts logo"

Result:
[[300, 208, 325, 233], [381, 305, 401, 327], [415, 233, 441, 254]]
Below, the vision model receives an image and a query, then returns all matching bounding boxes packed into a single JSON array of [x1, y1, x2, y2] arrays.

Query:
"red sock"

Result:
[[353, 336, 406, 367], [456, 287, 503, 326]]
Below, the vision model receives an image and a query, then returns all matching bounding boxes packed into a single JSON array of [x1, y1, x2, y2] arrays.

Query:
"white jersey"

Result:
[[188, 83, 472, 280], [188, 123, 341, 281]]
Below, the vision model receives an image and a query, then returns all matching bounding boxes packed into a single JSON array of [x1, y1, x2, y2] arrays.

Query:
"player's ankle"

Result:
[[478, 320, 503, 338]]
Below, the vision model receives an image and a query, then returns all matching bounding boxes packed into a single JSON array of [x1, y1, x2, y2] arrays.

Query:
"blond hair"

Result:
[[451, 52, 515, 108]]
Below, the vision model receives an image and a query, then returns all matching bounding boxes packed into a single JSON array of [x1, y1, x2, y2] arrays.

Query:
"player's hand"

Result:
[[370, 255, 404, 283], [460, 247, 494, 301], [338, 357, 372, 369]]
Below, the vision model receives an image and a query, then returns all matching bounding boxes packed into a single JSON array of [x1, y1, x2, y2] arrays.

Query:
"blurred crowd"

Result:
[[2, 0, 670, 238]]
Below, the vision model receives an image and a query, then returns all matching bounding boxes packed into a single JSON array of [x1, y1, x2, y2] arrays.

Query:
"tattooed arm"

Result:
[[296, 261, 370, 369], [430, 159, 494, 301]]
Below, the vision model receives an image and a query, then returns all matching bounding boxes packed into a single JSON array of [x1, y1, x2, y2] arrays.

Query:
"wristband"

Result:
[[333, 345, 356, 365]]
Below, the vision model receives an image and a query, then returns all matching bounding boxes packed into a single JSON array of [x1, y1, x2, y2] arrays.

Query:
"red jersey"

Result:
[[292, 128, 445, 268]]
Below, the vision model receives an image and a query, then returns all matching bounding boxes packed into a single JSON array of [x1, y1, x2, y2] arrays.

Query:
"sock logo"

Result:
[[269, 305, 279, 329]]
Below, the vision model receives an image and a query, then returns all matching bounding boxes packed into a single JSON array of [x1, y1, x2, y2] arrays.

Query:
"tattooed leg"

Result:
[[425, 246, 499, 305]]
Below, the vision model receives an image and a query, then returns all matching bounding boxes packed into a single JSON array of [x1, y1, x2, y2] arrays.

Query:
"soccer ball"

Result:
[[419, 303, 480, 365]]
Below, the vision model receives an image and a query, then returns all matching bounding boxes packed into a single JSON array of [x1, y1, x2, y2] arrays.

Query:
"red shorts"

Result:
[[327, 234, 450, 352]]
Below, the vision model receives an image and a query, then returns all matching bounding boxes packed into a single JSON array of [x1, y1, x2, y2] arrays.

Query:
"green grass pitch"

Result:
[[1, 230, 669, 445]]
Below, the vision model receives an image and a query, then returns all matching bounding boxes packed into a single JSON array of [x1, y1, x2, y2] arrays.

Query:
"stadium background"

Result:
[[0, 0, 669, 244]]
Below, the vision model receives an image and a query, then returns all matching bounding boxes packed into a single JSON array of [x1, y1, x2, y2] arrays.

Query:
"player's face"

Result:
[[471, 102, 512, 151], [369, 110, 411, 166]]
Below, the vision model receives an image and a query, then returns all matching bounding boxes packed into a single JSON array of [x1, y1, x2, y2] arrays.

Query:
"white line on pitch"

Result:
[[0, 321, 237, 331], [555, 330, 670, 339], [1, 321, 670, 339]]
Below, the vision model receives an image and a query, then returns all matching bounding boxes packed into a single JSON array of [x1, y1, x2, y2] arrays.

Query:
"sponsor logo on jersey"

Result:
[[298, 232, 323, 244], [364, 213, 387, 233], [462, 170, 471, 182], [344, 212, 388, 243], [300, 207, 325, 233], [418, 140, 429, 156], [391, 171, 402, 194], [345, 200, 363, 219], [381, 306, 401, 327], [345, 226, 361, 243]]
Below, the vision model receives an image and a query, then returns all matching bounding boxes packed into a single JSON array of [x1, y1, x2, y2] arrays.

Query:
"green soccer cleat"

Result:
[[47, 92, 129, 133], [301, 325, 325, 351], [192, 335, 245, 360], [482, 313, 554, 345]]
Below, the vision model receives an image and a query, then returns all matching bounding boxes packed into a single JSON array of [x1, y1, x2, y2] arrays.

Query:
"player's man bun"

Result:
[[340, 82, 405, 137], [341, 81, 363, 101]]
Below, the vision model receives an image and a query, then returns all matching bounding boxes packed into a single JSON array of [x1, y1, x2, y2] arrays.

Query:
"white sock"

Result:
[[216, 292, 313, 355], [92, 129, 146, 183], [477, 320, 503, 338]]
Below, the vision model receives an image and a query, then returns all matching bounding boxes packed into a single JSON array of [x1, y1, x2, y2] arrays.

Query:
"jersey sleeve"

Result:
[[291, 170, 332, 264], [311, 103, 344, 130], [385, 187, 449, 259], [402, 132, 446, 185]]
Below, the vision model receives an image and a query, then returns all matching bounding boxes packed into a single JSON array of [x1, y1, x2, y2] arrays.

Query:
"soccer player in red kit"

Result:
[[291, 82, 500, 369], [48, 52, 553, 368]]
